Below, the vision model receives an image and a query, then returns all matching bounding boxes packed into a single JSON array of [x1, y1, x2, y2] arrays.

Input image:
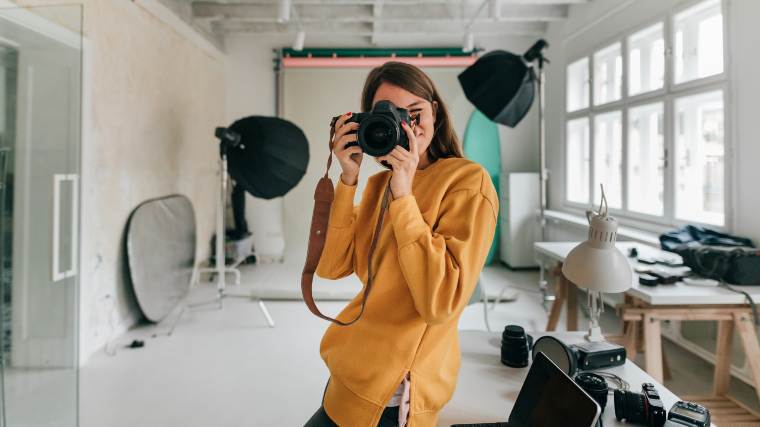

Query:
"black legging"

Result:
[[304, 379, 400, 427], [304, 406, 399, 427]]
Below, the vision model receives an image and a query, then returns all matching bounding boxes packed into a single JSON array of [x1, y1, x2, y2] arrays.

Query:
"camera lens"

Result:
[[360, 118, 397, 155], [614, 389, 647, 424], [501, 325, 532, 368], [575, 373, 608, 412]]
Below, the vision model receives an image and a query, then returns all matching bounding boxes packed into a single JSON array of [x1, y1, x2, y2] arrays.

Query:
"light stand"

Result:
[[523, 40, 553, 304], [189, 128, 275, 327]]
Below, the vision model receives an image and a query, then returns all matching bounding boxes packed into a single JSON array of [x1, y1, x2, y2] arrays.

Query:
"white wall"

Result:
[[17, 0, 226, 364], [224, 33, 542, 262], [543, 0, 760, 242]]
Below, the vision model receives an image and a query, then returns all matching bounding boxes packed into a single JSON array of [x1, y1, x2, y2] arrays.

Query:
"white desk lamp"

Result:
[[562, 187, 632, 342]]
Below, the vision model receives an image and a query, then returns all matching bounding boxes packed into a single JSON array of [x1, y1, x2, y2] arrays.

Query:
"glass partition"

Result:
[[0, 5, 82, 426]]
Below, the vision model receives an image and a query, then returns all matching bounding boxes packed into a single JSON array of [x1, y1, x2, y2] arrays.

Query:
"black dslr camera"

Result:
[[331, 100, 417, 162], [614, 382, 666, 427]]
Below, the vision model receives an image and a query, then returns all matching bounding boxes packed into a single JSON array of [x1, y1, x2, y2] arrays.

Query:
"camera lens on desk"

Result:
[[575, 373, 608, 412], [501, 325, 533, 368], [614, 383, 666, 427]]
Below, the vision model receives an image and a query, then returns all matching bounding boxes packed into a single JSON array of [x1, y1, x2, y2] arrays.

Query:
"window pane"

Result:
[[567, 58, 590, 112], [628, 23, 664, 96], [593, 43, 622, 106], [628, 103, 664, 216], [593, 111, 623, 208], [566, 118, 590, 204], [674, 0, 724, 84], [675, 90, 724, 225]]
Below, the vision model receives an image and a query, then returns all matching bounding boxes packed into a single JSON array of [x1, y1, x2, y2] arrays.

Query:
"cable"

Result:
[[594, 371, 629, 392]]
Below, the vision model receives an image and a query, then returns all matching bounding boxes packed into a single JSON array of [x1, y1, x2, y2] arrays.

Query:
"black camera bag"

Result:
[[660, 225, 760, 286]]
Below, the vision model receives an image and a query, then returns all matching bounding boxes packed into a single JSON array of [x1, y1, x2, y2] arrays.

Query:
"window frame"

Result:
[[561, 0, 732, 232]]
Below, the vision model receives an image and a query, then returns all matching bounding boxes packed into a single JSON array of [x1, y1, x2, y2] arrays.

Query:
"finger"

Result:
[[401, 121, 418, 156], [392, 145, 411, 158], [335, 133, 358, 153], [387, 149, 406, 162], [333, 121, 359, 141], [333, 112, 353, 130], [341, 146, 363, 159], [382, 156, 399, 168]]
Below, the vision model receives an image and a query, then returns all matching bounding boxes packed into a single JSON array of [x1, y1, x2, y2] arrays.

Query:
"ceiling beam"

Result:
[[193, 2, 567, 21], [371, 0, 383, 45], [193, 0, 585, 4], [216, 20, 546, 35]]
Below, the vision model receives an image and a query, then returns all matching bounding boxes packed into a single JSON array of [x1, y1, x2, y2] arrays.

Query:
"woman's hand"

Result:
[[332, 112, 363, 185], [378, 121, 420, 199]]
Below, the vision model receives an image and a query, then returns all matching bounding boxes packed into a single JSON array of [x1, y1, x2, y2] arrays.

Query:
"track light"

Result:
[[278, 0, 291, 23], [463, 32, 475, 53], [293, 31, 305, 51], [489, 0, 500, 21]]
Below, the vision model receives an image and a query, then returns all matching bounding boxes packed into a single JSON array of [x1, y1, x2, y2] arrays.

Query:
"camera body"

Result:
[[614, 382, 666, 427], [667, 401, 710, 427], [332, 100, 413, 161]]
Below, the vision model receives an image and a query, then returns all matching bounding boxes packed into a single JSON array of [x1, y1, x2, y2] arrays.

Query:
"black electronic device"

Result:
[[451, 352, 601, 427], [614, 382, 666, 427], [640, 273, 660, 286], [667, 401, 710, 427], [501, 325, 533, 368], [573, 341, 627, 370], [330, 100, 418, 162], [531, 336, 626, 376]]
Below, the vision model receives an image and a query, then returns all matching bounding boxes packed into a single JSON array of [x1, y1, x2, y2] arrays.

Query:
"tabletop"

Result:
[[440, 330, 683, 427], [534, 241, 760, 306]]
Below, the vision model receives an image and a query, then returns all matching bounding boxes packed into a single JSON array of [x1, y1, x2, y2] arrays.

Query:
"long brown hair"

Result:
[[361, 61, 463, 162]]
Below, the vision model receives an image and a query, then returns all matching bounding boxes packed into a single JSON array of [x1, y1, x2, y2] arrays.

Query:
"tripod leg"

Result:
[[258, 299, 275, 328], [167, 305, 188, 336]]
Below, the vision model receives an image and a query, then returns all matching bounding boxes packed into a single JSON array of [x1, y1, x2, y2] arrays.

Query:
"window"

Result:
[[593, 111, 623, 208], [593, 43, 622, 106], [628, 103, 664, 216], [674, 0, 723, 84], [567, 58, 590, 112], [564, 0, 727, 228], [566, 118, 590, 204], [628, 23, 664, 96], [675, 91, 724, 225]]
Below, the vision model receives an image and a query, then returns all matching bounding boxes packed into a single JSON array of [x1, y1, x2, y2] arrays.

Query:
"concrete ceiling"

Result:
[[182, 0, 587, 47]]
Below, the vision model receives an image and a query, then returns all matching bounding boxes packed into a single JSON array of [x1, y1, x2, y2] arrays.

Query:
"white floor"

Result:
[[79, 263, 759, 427]]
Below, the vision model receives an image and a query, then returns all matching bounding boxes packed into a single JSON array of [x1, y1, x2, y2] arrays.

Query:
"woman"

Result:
[[307, 61, 498, 427]]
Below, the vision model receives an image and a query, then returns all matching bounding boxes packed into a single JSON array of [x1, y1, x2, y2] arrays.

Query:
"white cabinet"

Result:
[[499, 173, 539, 269]]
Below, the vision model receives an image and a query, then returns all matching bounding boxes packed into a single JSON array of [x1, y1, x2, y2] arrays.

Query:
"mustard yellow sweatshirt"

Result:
[[315, 156, 499, 427]]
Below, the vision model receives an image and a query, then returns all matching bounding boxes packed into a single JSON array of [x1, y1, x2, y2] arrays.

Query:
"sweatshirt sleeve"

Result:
[[315, 178, 359, 280], [388, 176, 498, 325]]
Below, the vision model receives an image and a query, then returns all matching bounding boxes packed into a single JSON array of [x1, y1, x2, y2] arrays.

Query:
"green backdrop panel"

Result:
[[462, 109, 501, 265]]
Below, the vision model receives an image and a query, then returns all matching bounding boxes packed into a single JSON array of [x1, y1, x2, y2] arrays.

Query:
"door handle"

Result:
[[52, 174, 78, 282]]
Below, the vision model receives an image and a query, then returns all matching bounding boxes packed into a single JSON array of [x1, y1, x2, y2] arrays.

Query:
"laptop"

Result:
[[452, 351, 601, 427]]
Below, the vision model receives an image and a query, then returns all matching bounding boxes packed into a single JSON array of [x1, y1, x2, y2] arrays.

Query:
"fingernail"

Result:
[[347, 112, 353, 117]]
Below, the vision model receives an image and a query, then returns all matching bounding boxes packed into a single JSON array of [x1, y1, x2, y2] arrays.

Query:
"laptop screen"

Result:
[[508, 352, 601, 427]]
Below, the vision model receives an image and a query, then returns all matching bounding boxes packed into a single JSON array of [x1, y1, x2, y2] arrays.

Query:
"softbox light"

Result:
[[227, 116, 309, 199], [457, 49, 536, 128]]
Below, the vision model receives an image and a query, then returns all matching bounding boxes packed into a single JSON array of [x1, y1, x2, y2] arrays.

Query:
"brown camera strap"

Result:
[[300, 124, 391, 326]]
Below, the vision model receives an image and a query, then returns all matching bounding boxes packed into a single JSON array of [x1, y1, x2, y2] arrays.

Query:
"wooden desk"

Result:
[[441, 331, 684, 426], [534, 241, 760, 417]]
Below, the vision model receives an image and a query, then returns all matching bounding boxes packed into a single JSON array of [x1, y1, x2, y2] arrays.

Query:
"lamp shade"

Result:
[[562, 214, 632, 293]]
